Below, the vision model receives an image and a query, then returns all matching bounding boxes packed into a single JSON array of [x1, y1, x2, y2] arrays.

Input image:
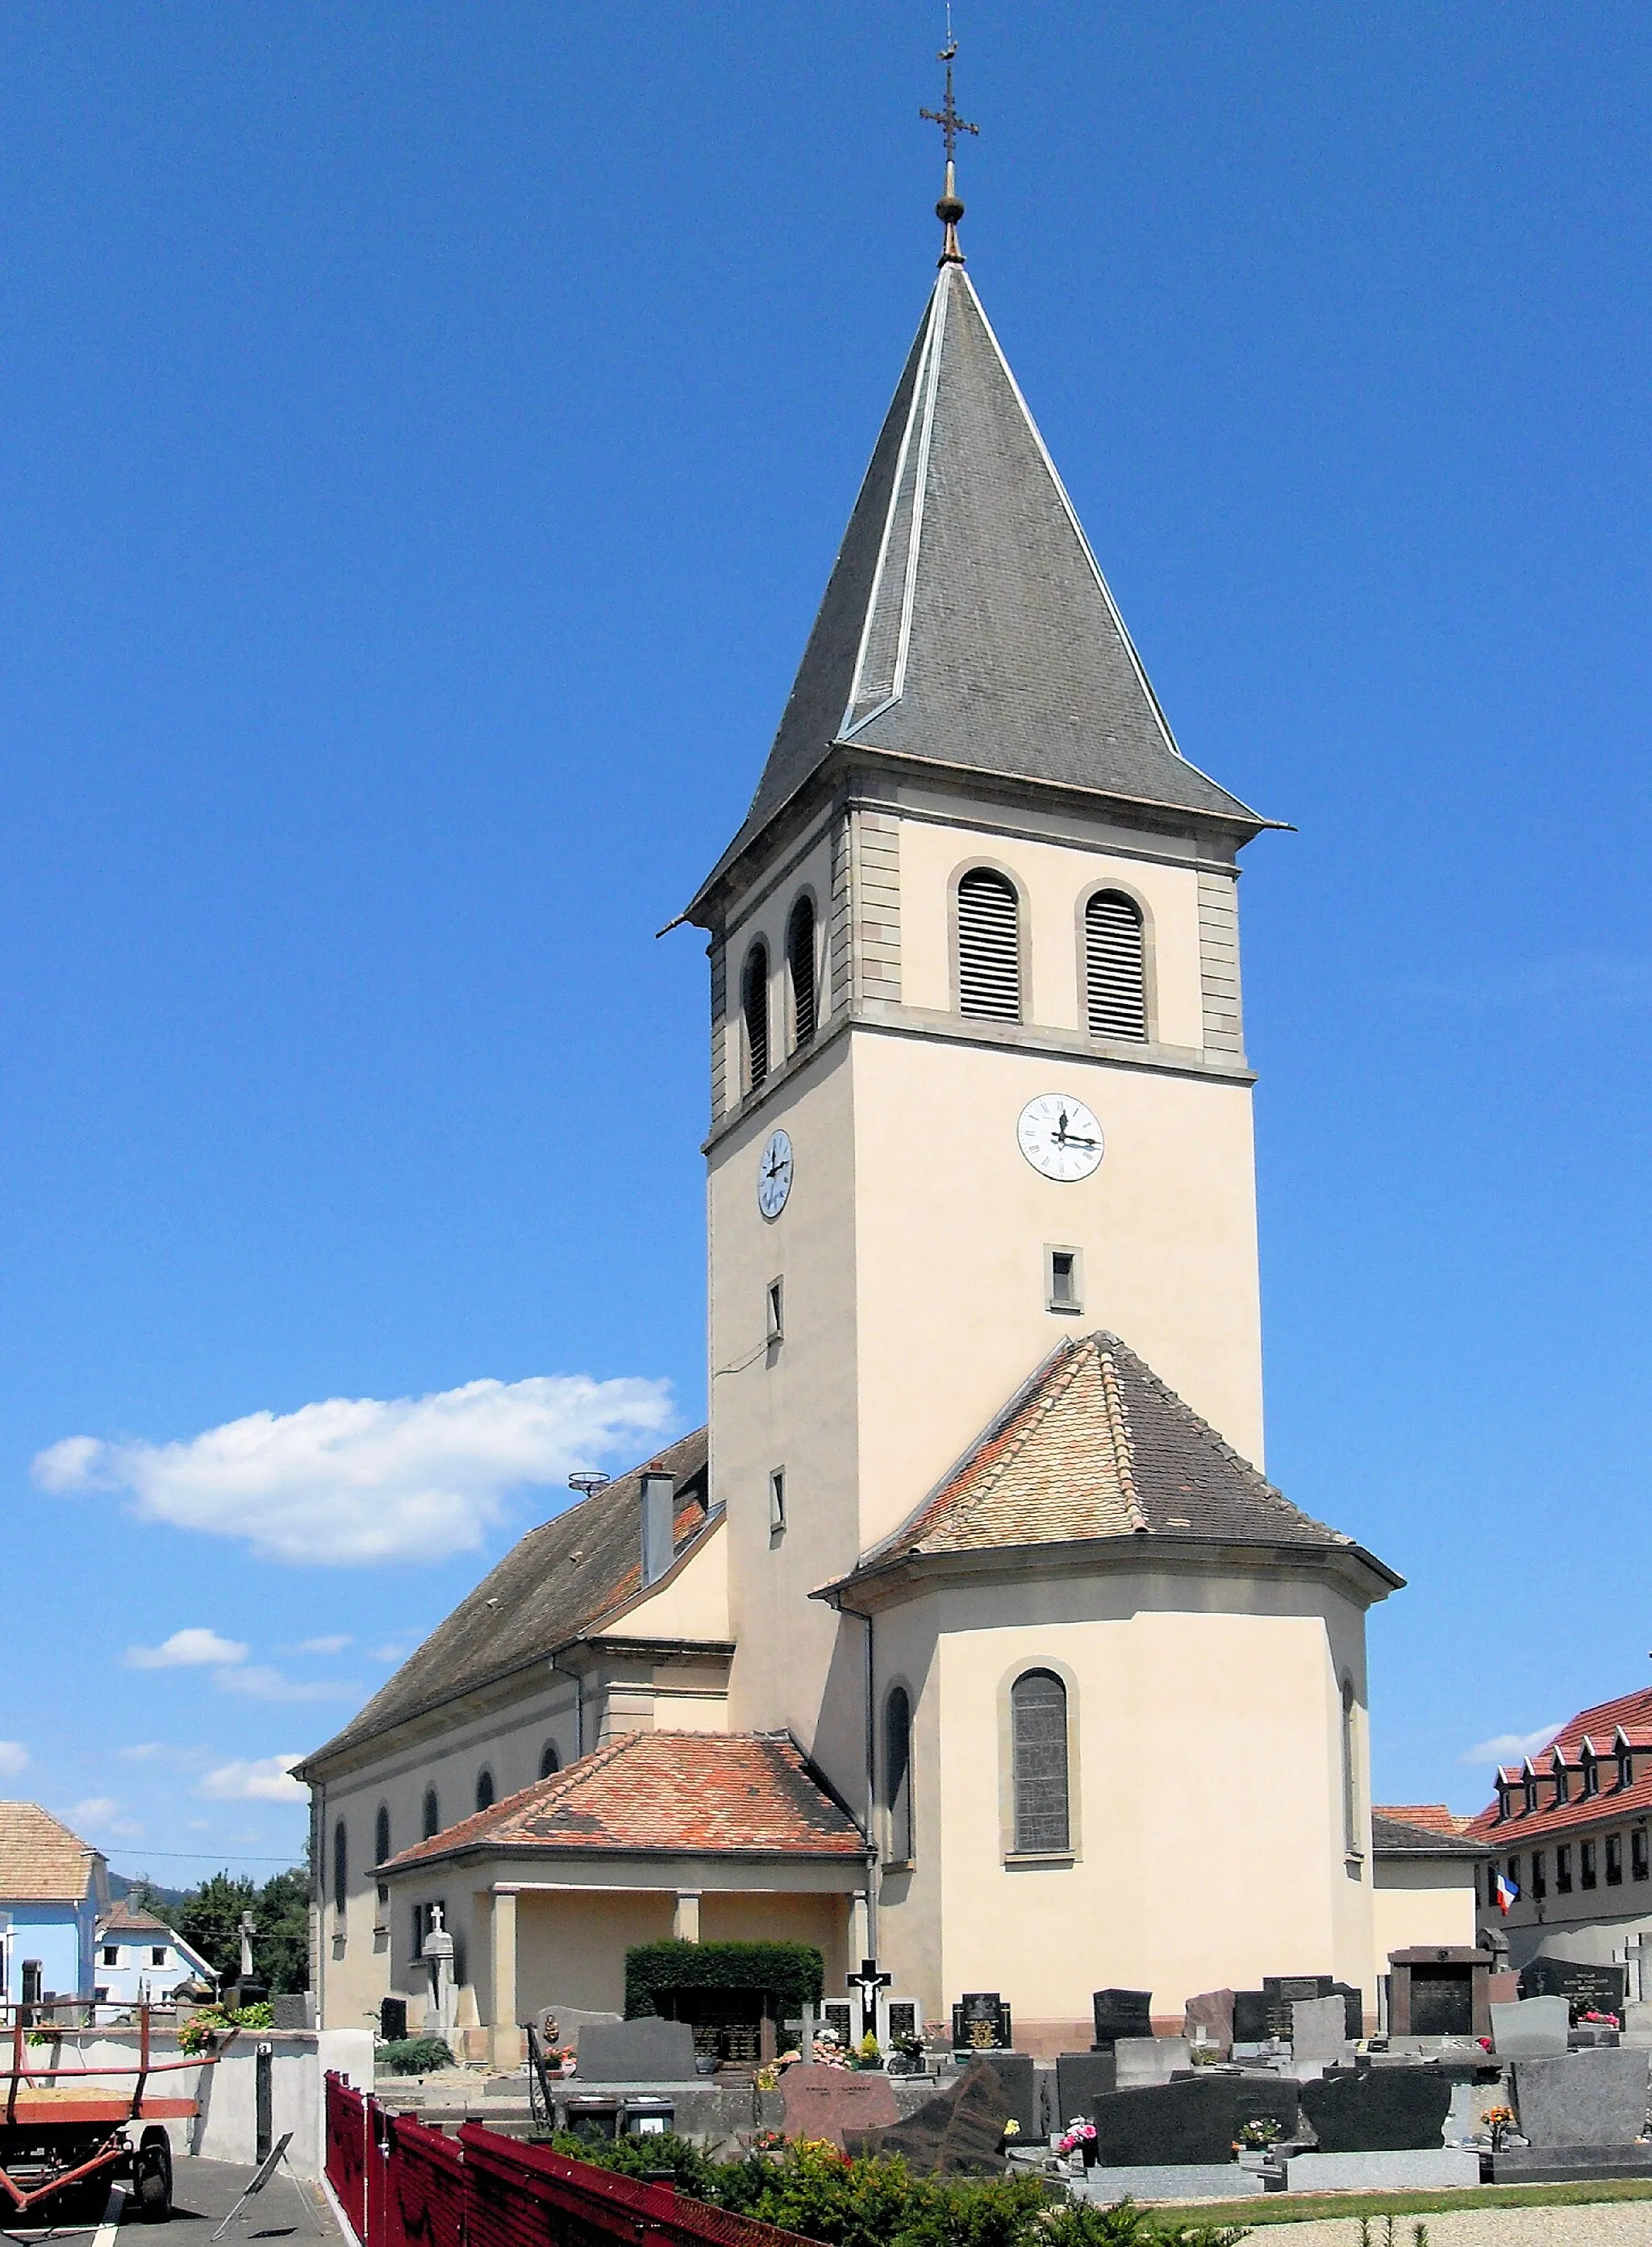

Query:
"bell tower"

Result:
[[684, 135, 1279, 1802]]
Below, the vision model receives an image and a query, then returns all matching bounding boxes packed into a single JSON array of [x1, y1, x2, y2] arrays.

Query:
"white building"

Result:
[[93, 1900, 215, 2007]]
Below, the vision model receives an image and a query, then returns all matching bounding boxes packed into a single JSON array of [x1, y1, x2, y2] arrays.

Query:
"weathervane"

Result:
[[920, 11, 978, 265]]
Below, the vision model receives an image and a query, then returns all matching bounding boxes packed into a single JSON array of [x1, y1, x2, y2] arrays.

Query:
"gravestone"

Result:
[[851, 2058, 1020, 2174], [1091, 2075, 1299, 2168], [820, 2002, 853, 2049], [979, 2049, 1038, 2137], [886, 2001, 918, 2046], [1091, 1990, 1153, 2048], [1488, 1972, 1520, 2008], [1518, 1956, 1627, 2021], [1491, 1997, 1570, 2059], [781, 2061, 900, 2149], [1299, 2066, 1451, 2153], [1515, 2048, 1650, 2145], [1056, 2051, 1116, 2128], [1232, 1991, 1272, 2045], [1388, 1948, 1491, 2038], [1332, 1982, 1365, 2040], [1291, 1995, 1349, 2069], [1114, 2037, 1189, 2087], [575, 2019, 699, 2082], [952, 1992, 1012, 2052], [1183, 1989, 1234, 2057]]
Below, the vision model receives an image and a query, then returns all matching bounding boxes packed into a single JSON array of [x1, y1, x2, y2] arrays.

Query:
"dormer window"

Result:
[[1553, 1757, 1570, 1804], [1523, 1768, 1538, 1815], [1583, 1750, 1600, 1799], [1618, 1741, 1634, 1790], [1496, 1778, 1511, 1821]]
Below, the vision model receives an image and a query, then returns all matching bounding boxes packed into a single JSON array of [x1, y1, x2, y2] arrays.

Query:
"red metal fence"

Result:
[[324, 2075, 815, 2247]]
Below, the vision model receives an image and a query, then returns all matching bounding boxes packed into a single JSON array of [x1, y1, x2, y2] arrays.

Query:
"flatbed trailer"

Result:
[[0, 2003, 223, 2223]]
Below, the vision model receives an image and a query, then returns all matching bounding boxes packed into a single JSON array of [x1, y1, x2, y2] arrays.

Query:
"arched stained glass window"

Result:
[[374, 1805, 390, 1868], [884, 1687, 913, 1862], [475, 1769, 494, 1815], [422, 1786, 440, 1841], [540, 1740, 561, 1781], [332, 1820, 348, 1915], [1010, 1670, 1070, 1853]]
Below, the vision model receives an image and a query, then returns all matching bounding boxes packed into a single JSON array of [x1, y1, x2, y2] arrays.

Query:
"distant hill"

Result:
[[106, 1870, 189, 1911]]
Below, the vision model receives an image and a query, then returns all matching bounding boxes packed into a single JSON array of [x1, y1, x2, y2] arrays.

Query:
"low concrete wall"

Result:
[[16, 2028, 373, 2178]]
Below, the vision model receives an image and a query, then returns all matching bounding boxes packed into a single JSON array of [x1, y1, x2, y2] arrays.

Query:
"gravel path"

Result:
[[1242, 2201, 1652, 2247]]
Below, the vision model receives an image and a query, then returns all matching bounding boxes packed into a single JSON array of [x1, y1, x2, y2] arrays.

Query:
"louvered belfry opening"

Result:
[[1085, 889, 1148, 1040], [1011, 1669, 1070, 1853], [741, 941, 770, 1090], [786, 894, 816, 1048], [956, 868, 1021, 1020]]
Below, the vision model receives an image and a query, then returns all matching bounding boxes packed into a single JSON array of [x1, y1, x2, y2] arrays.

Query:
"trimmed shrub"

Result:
[[623, 1940, 824, 2022], [378, 2035, 455, 2074]]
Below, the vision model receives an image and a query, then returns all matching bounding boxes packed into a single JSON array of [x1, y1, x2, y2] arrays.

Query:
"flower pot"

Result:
[[1082, 2141, 1099, 2168]]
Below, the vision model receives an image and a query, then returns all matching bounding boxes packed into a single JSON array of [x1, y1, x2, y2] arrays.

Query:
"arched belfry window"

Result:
[[540, 1740, 561, 1781], [1011, 1670, 1070, 1853], [422, 1786, 440, 1841], [332, 1820, 348, 1915], [1085, 890, 1147, 1040], [786, 895, 817, 1049], [956, 869, 1021, 1021], [374, 1805, 390, 1869], [475, 1768, 494, 1815], [741, 941, 770, 1090], [884, 1687, 913, 1862]]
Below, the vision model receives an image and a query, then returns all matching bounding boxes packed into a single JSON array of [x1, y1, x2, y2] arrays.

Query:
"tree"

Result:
[[255, 1866, 311, 1995], [175, 1873, 256, 1986]]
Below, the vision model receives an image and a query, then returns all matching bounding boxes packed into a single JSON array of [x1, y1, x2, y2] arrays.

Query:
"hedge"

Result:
[[624, 1940, 824, 2022]]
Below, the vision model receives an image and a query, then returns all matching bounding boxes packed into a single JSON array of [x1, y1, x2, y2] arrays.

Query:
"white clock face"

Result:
[[757, 1128, 794, 1219], [1017, 1093, 1104, 1182]]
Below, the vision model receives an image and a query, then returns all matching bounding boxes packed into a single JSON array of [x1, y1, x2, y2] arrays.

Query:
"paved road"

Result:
[[1246, 2203, 1652, 2247], [2, 2158, 345, 2247]]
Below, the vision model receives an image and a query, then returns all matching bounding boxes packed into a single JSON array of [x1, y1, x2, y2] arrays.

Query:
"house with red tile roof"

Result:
[[1468, 1687, 1652, 1976], [297, 140, 1416, 2059]]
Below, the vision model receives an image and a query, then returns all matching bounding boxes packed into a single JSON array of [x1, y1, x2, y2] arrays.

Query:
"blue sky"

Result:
[[0, 2, 1646, 1882]]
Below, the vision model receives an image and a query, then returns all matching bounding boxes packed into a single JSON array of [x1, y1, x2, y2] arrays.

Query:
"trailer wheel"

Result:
[[136, 2129, 173, 2223]]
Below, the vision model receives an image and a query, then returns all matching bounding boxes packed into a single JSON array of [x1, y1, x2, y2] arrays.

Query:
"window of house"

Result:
[[1557, 1844, 1573, 1892], [1506, 1855, 1521, 1896], [94, 1985, 109, 2002], [884, 1687, 913, 1863], [1581, 1838, 1598, 1889], [766, 1278, 784, 1345], [741, 942, 770, 1090], [1607, 1832, 1624, 1886], [102, 1946, 119, 1967], [1635, 1828, 1650, 1882], [475, 1769, 494, 1815], [1045, 1246, 1082, 1315], [20, 1962, 41, 2007], [151, 1946, 167, 1967], [1010, 1670, 1070, 1854], [769, 1467, 786, 1537], [1524, 1770, 1538, 1814], [1583, 1753, 1600, 1798], [422, 1787, 440, 1841], [1554, 1761, 1570, 1803], [786, 895, 816, 1048], [1341, 1679, 1360, 1856], [1496, 1780, 1511, 1821], [540, 1740, 561, 1781], [1532, 1851, 1547, 1897], [956, 869, 1020, 1021], [333, 1820, 348, 1916], [375, 1806, 391, 1868], [1084, 890, 1147, 1040], [1620, 1747, 1634, 1789]]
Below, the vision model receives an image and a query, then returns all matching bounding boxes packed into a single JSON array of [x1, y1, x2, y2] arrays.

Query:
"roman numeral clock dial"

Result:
[[1017, 1093, 1104, 1182], [757, 1128, 794, 1219]]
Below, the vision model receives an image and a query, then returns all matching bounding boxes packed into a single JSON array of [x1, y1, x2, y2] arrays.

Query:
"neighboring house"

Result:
[[1469, 1686, 1652, 1971], [0, 1803, 109, 2003], [1371, 1804, 1481, 1995], [93, 1900, 215, 2007]]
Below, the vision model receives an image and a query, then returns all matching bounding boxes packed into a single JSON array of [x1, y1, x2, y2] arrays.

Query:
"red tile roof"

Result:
[[383, 1732, 866, 1869], [0, 1804, 105, 1903], [1375, 1803, 1475, 1836], [1467, 1686, 1652, 1844]]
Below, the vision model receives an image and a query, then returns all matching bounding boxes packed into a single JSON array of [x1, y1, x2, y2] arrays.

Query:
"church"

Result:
[[296, 123, 1404, 2064]]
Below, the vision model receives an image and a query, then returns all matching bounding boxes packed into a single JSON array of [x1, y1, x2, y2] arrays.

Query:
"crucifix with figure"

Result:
[[847, 1957, 893, 2045]]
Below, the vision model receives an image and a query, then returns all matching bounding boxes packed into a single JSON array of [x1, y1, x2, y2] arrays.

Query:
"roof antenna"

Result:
[[920, 8, 978, 266]]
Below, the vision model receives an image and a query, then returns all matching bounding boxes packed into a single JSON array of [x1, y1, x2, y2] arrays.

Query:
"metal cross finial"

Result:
[[920, 23, 978, 265]]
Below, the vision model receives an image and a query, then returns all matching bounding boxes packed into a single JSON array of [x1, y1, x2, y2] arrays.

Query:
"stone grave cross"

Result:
[[238, 1911, 257, 1982], [847, 1958, 892, 2045]]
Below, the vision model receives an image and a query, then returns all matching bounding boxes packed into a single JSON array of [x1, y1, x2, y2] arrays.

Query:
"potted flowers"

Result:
[[1058, 2118, 1099, 2169], [1233, 2116, 1281, 2170]]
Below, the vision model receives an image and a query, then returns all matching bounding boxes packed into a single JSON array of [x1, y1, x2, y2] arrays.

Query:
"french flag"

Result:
[[1495, 1869, 1520, 1915]]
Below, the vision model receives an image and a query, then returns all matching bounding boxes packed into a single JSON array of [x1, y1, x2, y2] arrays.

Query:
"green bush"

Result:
[[378, 2035, 455, 2075], [623, 1939, 824, 2023]]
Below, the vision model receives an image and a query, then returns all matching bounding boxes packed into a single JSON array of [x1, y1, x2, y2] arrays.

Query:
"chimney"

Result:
[[640, 1470, 675, 1589]]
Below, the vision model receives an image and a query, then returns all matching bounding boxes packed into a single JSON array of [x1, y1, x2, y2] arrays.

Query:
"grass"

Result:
[[1169, 2178, 1652, 2226]]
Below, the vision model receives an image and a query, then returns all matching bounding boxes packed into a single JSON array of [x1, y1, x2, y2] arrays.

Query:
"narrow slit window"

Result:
[[1011, 1669, 1070, 1853], [741, 942, 770, 1090], [422, 1786, 440, 1841], [957, 869, 1021, 1021], [1341, 1678, 1359, 1854], [786, 895, 817, 1048], [332, 1819, 348, 1916], [769, 1467, 786, 1536], [766, 1278, 784, 1345], [1046, 1246, 1082, 1313], [1085, 890, 1147, 1040], [374, 1805, 390, 1868], [475, 1769, 494, 1815], [885, 1687, 913, 1862], [540, 1740, 561, 1781]]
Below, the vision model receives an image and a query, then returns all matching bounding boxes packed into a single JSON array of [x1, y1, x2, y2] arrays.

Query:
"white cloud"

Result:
[[0, 1742, 29, 1778], [213, 1665, 346, 1704], [35, 1374, 674, 1566], [369, 1644, 408, 1664], [126, 1628, 248, 1670], [1460, 1724, 1562, 1767], [118, 1743, 163, 1761], [198, 1757, 307, 1804], [65, 1797, 141, 1838], [297, 1635, 351, 1656]]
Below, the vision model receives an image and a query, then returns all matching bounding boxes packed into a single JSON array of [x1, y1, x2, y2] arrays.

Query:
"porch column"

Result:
[[673, 1891, 701, 1943], [849, 1890, 870, 1966], [489, 1886, 522, 2070]]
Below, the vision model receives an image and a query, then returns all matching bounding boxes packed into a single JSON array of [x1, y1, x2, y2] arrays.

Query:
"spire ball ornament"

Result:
[[920, 35, 978, 265]]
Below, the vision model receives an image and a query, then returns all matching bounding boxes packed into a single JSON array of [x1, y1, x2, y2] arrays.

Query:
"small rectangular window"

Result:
[[102, 1947, 119, 1967], [1606, 1832, 1624, 1886], [150, 1946, 167, 1966], [766, 1278, 784, 1345], [94, 1986, 108, 2002], [1557, 1844, 1573, 1893], [769, 1468, 786, 1537], [1045, 1245, 1083, 1315], [1581, 1838, 1598, 1889], [1634, 1828, 1649, 1882], [1532, 1850, 1547, 1898]]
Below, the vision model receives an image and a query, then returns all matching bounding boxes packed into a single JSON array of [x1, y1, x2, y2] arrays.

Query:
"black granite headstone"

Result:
[[1057, 2051, 1116, 2128], [1091, 1989, 1153, 2048], [1262, 1975, 1333, 2040], [1332, 1982, 1364, 2040], [1517, 1957, 1626, 2020], [1091, 2076, 1299, 2169], [1299, 2067, 1451, 2153], [952, 1993, 1012, 2052], [1233, 1991, 1270, 2043]]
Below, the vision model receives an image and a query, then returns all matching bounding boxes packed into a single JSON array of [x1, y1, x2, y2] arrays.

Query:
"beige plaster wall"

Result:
[[698, 1891, 849, 1983], [515, 1889, 676, 2020], [1373, 1859, 1477, 1978], [603, 1523, 732, 1645]]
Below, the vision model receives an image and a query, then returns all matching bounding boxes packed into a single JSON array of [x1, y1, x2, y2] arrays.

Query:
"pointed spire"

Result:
[[920, 31, 977, 265]]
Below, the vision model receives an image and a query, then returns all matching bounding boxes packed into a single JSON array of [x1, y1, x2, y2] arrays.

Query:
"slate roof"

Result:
[[1371, 1811, 1483, 1858], [695, 262, 1266, 908], [847, 1332, 1377, 1576], [296, 1429, 718, 1773], [0, 1803, 104, 1903], [382, 1732, 866, 1869], [1468, 1686, 1652, 1845]]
